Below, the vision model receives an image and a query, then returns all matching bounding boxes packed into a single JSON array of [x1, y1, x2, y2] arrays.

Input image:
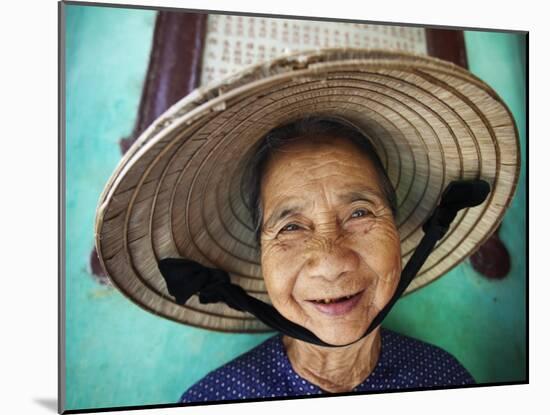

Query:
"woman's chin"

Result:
[[312, 325, 366, 347]]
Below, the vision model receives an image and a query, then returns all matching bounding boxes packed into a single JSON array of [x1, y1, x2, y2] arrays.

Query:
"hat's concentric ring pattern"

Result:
[[95, 49, 520, 332]]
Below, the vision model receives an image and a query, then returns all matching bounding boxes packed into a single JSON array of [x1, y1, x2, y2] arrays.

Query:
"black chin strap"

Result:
[[158, 180, 490, 348]]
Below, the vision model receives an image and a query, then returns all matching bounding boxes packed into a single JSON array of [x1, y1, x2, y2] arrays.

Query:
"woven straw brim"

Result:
[[95, 49, 520, 333]]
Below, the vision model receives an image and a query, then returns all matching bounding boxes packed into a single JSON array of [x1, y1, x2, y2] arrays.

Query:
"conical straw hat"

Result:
[[95, 48, 520, 332]]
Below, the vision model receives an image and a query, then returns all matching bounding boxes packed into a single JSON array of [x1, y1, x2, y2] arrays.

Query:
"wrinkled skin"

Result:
[[259, 134, 402, 391]]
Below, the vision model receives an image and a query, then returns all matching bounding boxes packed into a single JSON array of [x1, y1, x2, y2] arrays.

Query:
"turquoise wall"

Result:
[[64, 4, 526, 411]]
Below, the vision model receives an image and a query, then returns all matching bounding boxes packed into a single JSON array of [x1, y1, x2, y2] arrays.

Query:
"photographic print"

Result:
[[59, 1, 527, 412]]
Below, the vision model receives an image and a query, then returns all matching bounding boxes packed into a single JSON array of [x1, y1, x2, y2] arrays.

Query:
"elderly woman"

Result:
[[176, 117, 475, 399], [95, 50, 520, 404]]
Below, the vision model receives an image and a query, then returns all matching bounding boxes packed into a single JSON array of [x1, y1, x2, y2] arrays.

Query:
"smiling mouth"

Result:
[[309, 292, 360, 304], [306, 289, 365, 316]]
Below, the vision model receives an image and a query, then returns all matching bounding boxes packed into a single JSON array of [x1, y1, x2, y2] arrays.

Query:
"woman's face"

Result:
[[260, 135, 401, 346]]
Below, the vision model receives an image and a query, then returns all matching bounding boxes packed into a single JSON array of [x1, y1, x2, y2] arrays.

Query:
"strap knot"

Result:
[[197, 268, 233, 304], [422, 179, 491, 238], [158, 258, 231, 305]]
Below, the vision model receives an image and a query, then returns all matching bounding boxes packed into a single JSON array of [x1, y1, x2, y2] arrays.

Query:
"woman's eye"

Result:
[[351, 209, 368, 219], [281, 223, 300, 233]]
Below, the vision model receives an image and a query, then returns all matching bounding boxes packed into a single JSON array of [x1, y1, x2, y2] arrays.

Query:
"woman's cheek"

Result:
[[354, 220, 400, 264], [261, 241, 305, 308], [365, 224, 402, 303]]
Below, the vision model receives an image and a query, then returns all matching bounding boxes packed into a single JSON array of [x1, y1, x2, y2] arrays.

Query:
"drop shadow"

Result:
[[34, 398, 58, 413]]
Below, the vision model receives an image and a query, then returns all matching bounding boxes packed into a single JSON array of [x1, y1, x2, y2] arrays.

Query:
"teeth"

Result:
[[315, 294, 354, 304]]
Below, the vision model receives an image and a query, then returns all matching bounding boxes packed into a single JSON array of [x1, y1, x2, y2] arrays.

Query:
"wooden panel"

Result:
[[426, 28, 468, 68]]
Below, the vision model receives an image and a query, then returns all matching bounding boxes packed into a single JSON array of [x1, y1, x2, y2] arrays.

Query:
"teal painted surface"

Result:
[[64, 4, 526, 410]]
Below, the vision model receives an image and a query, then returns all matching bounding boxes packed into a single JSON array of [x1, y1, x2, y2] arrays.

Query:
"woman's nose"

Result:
[[303, 239, 360, 281]]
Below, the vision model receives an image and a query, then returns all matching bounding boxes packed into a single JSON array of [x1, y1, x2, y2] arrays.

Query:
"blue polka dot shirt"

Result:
[[179, 328, 475, 403]]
